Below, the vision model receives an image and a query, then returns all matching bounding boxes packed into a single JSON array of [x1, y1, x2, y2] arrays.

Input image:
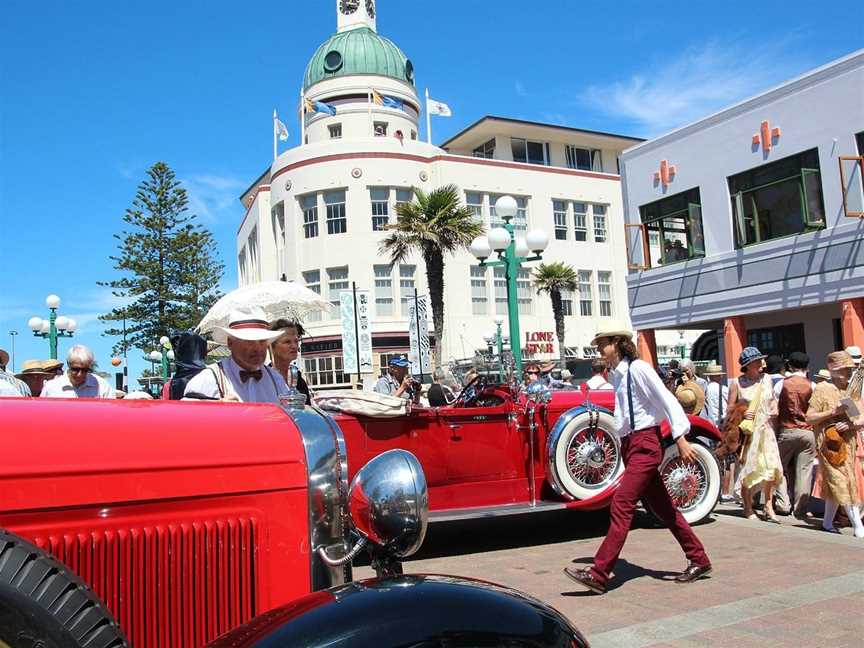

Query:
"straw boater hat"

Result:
[[14, 359, 53, 379], [676, 380, 706, 415], [814, 369, 831, 383], [42, 359, 63, 374], [702, 363, 726, 376], [827, 350, 856, 372], [590, 319, 634, 347], [212, 307, 284, 345]]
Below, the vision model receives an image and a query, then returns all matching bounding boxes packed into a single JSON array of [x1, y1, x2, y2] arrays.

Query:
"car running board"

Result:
[[429, 501, 569, 522]]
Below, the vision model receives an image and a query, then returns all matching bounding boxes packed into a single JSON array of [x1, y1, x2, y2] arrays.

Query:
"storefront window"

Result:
[[639, 187, 705, 267]]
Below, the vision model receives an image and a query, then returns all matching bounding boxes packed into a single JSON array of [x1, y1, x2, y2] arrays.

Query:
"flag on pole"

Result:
[[304, 98, 337, 116], [274, 117, 289, 141], [426, 97, 452, 117], [372, 89, 404, 110]]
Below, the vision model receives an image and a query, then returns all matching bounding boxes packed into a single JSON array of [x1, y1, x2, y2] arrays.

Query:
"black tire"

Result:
[[0, 529, 128, 648]]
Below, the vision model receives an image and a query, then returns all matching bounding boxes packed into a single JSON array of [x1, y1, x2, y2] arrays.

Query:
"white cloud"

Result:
[[583, 37, 813, 136], [183, 173, 247, 222]]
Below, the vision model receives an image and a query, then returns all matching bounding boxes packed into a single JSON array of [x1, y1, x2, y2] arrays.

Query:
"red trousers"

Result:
[[590, 427, 710, 584]]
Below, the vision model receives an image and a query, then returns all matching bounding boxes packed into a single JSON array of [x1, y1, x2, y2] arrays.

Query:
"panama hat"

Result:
[[814, 369, 831, 382], [212, 307, 284, 345], [14, 359, 53, 379], [702, 363, 726, 376], [676, 380, 705, 415], [42, 359, 63, 374], [590, 319, 634, 347]]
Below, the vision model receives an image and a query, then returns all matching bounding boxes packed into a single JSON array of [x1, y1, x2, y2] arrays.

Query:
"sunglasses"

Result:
[[526, 370, 540, 375], [68, 366, 92, 374]]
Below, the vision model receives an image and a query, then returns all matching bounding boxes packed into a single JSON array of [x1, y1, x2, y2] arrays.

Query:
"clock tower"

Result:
[[337, 0, 377, 33]]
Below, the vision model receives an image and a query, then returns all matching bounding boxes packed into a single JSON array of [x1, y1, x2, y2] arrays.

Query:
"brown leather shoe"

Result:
[[563, 567, 607, 594], [675, 562, 712, 583]]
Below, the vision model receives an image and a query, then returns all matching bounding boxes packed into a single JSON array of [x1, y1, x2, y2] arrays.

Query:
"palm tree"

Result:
[[533, 262, 578, 365], [379, 184, 484, 367]]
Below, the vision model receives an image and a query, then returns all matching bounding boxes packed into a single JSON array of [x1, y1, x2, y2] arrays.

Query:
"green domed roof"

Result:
[[304, 27, 415, 90]]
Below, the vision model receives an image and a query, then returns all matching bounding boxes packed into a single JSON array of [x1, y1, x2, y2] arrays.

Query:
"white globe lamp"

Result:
[[526, 229, 550, 253], [515, 236, 530, 258], [493, 195, 518, 221], [28, 317, 43, 332], [40, 320, 50, 334], [66, 319, 77, 333], [159, 336, 170, 346], [167, 350, 175, 361], [55, 316, 70, 331], [469, 235, 492, 260], [488, 227, 511, 252], [149, 350, 162, 362], [45, 294, 61, 309]]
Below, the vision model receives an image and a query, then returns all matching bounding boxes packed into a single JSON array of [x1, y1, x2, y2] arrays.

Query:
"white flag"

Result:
[[275, 117, 289, 141], [426, 98, 452, 117]]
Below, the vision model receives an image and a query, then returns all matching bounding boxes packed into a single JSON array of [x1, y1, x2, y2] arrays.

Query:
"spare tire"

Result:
[[547, 408, 624, 500], [644, 442, 721, 525], [0, 529, 128, 648]]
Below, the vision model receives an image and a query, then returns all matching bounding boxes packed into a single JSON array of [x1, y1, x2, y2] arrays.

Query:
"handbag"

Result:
[[823, 423, 847, 467], [737, 381, 763, 435]]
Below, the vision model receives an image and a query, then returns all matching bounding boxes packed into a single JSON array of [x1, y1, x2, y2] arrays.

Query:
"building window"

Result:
[[473, 138, 496, 159], [490, 194, 528, 230], [511, 138, 548, 165], [517, 269, 532, 315], [304, 355, 350, 388], [238, 248, 247, 285], [247, 226, 259, 282], [399, 265, 415, 316], [565, 146, 602, 171], [466, 192, 484, 224], [395, 188, 413, 216], [327, 266, 349, 316], [374, 264, 393, 316], [271, 202, 286, 250], [325, 190, 347, 235], [747, 323, 805, 357], [729, 148, 825, 248], [573, 202, 588, 241], [328, 123, 342, 139], [640, 187, 705, 267], [493, 267, 507, 316], [301, 193, 319, 239], [303, 270, 321, 322], [374, 121, 388, 136], [598, 271, 612, 317], [553, 200, 568, 240], [578, 270, 593, 316], [561, 288, 574, 316], [370, 187, 389, 231], [593, 205, 607, 243], [470, 266, 488, 315], [410, 130, 417, 141]]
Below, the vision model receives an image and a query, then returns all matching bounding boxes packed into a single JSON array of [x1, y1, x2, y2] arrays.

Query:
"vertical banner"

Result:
[[408, 291, 432, 376], [341, 288, 374, 376]]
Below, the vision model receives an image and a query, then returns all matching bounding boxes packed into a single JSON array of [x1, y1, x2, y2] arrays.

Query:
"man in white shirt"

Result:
[[184, 307, 290, 403], [585, 359, 613, 390], [564, 321, 711, 594], [702, 363, 729, 426], [41, 345, 116, 398], [0, 348, 31, 397]]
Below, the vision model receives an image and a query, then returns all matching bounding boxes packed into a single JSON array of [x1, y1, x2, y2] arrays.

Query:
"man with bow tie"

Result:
[[184, 307, 290, 403]]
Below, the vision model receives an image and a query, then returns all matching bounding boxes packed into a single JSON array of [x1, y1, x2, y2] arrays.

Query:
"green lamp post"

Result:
[[470, 196, 549, 375], [28, 294, 76, 360], [149, 337, 174, 380]]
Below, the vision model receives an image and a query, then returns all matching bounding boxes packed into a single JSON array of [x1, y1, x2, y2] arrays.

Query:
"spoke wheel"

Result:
[[566, 428, 621, 490], [646, 442, 721, 525], [548, 409, 623, 500]]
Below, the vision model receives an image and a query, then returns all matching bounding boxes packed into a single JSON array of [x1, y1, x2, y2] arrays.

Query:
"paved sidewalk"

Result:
[[357, 504, 863, 647]]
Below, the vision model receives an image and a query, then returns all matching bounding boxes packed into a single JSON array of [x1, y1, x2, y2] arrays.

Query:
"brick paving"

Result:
[[356, 503, 864, 647]]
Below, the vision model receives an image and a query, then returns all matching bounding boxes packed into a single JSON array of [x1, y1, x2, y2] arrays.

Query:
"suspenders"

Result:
[[627, 362, 636, 431]]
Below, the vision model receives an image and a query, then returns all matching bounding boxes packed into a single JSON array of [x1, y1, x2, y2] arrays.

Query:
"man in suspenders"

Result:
[[564, 322, 712, 594], [184, 307, 290, 403]]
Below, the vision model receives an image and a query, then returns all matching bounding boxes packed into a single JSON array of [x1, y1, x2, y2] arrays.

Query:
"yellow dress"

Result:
[[807, 382, 861, 505], [735, 375, 783, 490]]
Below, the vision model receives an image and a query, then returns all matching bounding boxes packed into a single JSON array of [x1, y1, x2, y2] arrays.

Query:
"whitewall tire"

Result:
[[549, 410, 624, 500], [647, 442, 721, 525]]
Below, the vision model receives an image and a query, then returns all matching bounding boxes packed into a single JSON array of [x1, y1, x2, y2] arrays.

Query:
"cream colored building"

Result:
[[236, 0, 642, 389]]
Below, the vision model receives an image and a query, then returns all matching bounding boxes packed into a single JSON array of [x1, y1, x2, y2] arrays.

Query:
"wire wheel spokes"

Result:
[[662, 456, 708, 511], [566, 427, 619, 488]]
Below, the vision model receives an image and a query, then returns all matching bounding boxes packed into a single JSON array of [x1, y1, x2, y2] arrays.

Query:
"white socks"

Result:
[[823, 499, 839, 531], [845, 505, 864, 538]]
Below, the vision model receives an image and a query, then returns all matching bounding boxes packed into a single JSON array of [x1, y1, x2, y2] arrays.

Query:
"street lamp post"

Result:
[[470, 196, 549, 375], [28, 295, 76, 360], [494, 317, 505, 382], [8, 330, 17, 372]]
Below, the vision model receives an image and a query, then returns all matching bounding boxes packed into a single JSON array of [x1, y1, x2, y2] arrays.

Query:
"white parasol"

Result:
[[196, 281, 331, 335]]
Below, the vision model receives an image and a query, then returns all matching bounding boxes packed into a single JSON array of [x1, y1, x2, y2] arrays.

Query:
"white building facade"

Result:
[[237, 0, 641, 389], [620, 51, 864, 375]]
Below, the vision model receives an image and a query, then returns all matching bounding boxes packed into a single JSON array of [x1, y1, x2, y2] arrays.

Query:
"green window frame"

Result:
[[639, 188, 705, 268]]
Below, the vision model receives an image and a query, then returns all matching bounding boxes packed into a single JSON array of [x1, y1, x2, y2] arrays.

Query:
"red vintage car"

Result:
[[323, 377, 723, 526]]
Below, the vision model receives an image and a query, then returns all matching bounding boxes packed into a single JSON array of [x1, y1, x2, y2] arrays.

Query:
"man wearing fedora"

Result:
[[703, 363, 734, 502], [184, 307, 290, 403], [564, 320, 712, 594], [15, 360, 54, 397]]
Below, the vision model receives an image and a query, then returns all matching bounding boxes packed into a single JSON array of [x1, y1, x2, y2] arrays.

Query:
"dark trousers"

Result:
[[590, 427, 710, 584]]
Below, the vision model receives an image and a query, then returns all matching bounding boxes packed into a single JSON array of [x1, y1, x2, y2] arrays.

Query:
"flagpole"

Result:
[[425, 88, 432, 144], [300, 89, 306, 147], [273, 109, 278, 161]]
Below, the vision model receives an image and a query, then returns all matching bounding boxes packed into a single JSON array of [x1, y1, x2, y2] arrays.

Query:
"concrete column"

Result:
[[636, 329, 658, 367], [723, 316, 746, 379], [841, 299, 864, 351]]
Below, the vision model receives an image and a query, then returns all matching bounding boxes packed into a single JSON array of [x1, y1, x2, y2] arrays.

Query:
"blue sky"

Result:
[[1, 0, 861, 382]]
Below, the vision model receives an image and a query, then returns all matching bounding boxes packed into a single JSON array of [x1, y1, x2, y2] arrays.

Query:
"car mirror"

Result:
[[349, 449, 428, 557]]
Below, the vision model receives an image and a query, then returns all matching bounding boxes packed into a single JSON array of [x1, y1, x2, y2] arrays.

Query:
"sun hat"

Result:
[[676, 380, 705, 415], [590, 319, 634, 347], [738, 346, 766, 369], [844, 346, 862, 366], [389, 356, 410, 368], [560, 369, 572, 380], [702, 363, 726, 376], [212, 307, 284, 345], [42, 359, 63, 374], [814, 369, 831, 382], [827, 350, 856, 371], [14, 359, 53, 378]]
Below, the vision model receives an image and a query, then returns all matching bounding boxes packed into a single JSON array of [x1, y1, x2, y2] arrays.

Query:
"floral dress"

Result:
[[735, 375, 783, 491], [807, 382, 862, 505]]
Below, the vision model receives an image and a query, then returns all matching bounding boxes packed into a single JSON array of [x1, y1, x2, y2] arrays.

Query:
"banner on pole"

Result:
[[340, 290, 374, 374], [408, 293, 432, 375]]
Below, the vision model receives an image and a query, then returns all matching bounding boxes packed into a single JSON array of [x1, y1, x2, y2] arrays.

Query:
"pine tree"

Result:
[[99, 162, 224, 354]]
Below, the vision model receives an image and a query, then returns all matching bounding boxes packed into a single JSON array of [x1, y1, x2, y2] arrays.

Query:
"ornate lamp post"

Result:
[[470, 196, 549, 374], [28, 295, 76, 360]]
